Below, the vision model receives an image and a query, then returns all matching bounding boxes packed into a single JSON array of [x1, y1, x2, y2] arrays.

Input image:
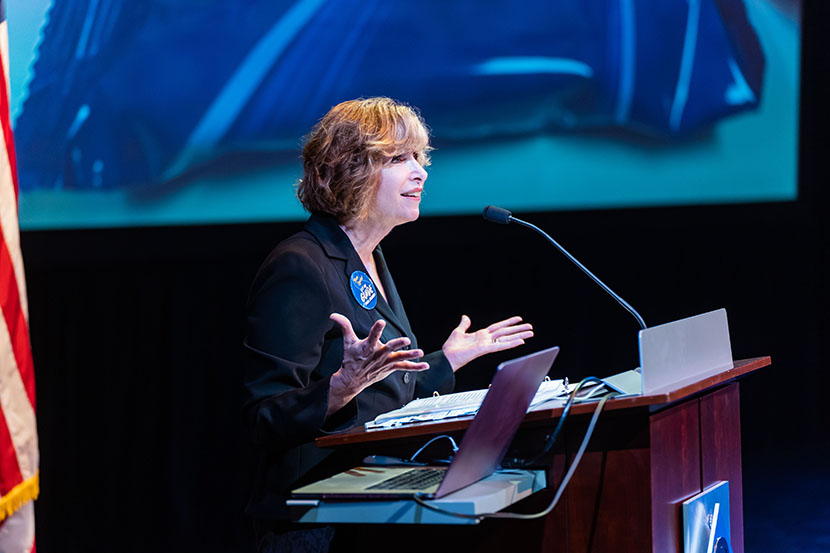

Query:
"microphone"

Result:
[[482, 205, 512, 224], [482, 205, 647, 329]]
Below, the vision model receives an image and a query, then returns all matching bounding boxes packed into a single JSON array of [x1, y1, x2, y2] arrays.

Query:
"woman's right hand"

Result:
[[326, 313, 429, 417]]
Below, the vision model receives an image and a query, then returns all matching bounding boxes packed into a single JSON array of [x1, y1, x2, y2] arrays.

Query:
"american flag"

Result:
[[0, 1, 39, 551]]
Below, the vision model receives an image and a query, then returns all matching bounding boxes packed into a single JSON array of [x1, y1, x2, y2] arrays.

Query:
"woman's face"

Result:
[[369, 151, 428, 228]]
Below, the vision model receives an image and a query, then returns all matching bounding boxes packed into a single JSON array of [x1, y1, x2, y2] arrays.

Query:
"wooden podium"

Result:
[[315, 357, 769, 553]]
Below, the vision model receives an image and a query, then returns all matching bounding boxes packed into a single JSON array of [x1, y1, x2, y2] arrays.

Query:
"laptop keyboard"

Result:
[[366, 468, 446, 491]]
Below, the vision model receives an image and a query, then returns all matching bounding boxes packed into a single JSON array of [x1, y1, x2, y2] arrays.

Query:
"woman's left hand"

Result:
[[442, 315, 534, 372]]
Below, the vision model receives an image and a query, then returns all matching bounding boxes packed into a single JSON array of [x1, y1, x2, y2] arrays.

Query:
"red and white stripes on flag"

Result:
[[0, 7, 39, 553]]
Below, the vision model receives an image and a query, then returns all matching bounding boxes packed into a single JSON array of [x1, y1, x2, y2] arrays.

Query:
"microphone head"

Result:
[[482, 205, 512, 224]]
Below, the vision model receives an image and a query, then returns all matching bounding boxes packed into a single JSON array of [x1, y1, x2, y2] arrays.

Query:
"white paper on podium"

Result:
[[366, 378, 568, 429]]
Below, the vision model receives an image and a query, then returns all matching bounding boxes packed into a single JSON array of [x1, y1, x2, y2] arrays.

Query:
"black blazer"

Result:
[[242, 214, 454, 519]]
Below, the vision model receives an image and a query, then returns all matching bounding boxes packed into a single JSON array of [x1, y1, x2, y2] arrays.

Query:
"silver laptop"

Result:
[[291, 346, 559, 500], [601, 308, 733, 397]]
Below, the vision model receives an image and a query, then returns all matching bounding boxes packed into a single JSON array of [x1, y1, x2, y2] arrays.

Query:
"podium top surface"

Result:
[[315, 357, 770, 449]]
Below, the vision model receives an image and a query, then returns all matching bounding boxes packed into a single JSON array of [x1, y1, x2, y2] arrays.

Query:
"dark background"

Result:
[[22, 1, 827, 550]]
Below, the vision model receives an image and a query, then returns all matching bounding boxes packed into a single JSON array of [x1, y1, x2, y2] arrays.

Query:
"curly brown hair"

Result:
[[297, 97, 432, 223]]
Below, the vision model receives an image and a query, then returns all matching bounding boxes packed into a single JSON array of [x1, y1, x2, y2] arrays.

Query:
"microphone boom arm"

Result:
[[510, 216, 647, 330]]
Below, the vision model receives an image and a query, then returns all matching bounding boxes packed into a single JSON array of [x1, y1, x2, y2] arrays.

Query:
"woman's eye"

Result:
[[391, 155, 404, 163]]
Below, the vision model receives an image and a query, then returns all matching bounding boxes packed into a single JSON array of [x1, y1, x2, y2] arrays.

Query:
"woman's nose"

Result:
[[409, 159, 427, 181]]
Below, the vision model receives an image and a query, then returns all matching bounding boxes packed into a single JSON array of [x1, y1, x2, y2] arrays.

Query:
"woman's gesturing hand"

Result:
[[326, 313, 429, 417], [442, 315, 534, 372]]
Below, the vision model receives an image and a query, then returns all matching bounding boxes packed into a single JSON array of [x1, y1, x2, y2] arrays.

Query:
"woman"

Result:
[[242, 97, 532, 550]]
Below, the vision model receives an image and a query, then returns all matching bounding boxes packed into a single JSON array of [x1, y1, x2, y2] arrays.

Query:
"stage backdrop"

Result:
[[8, 0, 800, 229]]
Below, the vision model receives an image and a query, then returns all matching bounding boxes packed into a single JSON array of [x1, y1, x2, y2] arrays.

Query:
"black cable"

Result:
[[408, 435, 459, 463], [504, 376, 606, 468], [412, 391, 618, 521]]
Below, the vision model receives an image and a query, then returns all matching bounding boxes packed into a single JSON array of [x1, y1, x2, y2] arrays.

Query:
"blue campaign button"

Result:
[[349, 270, 378, 310]]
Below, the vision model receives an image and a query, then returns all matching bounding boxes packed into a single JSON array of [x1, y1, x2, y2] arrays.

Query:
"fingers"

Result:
[[488, 316, 533, 344], [365, 337, 423, 368], [365, 318, 387, 348], [330, 313, 359, 342], [489, 337, 527, 353], [487, 316, 533, 351], [487, 316, 525, 332], [363, 350, 428, 385], [394, 361, 430, 372], [384, 335, 412, 351], [454, 314, 472, 333], [331, 314, 391, 349], [491, 324, 534, 342], [387, 347, 424, 362]]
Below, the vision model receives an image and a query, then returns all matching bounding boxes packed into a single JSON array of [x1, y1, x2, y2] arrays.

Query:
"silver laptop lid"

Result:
[[434, 346, 559, 498]]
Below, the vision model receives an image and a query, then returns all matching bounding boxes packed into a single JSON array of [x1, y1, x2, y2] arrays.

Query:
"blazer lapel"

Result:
[[303, 215, 412, 341], [372, 290, 410, 341]]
